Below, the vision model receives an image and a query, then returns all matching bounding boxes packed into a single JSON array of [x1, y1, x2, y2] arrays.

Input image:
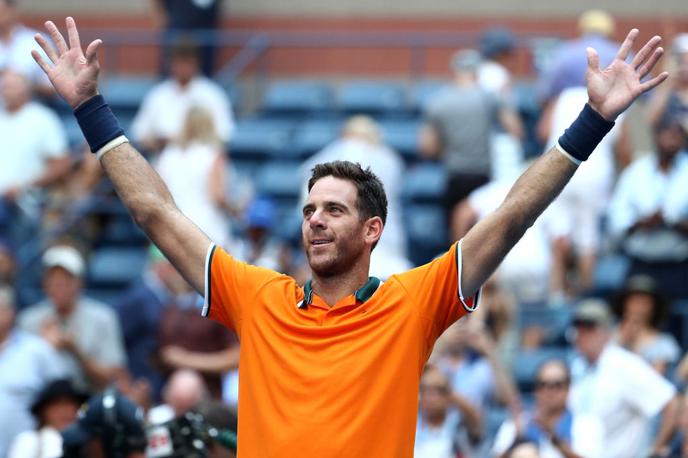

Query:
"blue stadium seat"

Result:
[[401, 163, 446, 204], [284, 119, 341, 159], [409, 80, 447, 113], [337, 81, 407, 116], [100, 75, 157, 117], [593, 253, 630, 295], [519, 304, 573, 347], [512, 348, 571, 393], [87, 247, 147, 289], [260, 81, 333, 116], [254, 162, 304, 205], [404, 204, 447, 266], [229, 119, 294, 162], [98, 215, 149, 247], [379, 119, 421, 162]]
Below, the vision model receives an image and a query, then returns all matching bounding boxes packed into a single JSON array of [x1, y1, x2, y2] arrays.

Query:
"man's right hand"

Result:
[[31, 17, 102, 109]]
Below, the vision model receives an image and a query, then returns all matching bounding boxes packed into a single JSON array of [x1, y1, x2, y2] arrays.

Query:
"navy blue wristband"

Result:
[[557, 103, 615, 162], [73, 95, 124, 153]]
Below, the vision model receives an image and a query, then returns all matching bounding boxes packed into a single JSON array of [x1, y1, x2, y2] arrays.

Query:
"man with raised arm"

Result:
[[31, 18, 667, 457]]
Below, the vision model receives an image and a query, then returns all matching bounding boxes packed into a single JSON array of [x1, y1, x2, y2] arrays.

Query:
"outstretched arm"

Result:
[[460, 29, 668, 298], [32, 17, 210, 294]]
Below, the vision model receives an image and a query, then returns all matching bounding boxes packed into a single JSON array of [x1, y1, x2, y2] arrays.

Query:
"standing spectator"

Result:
[[646, 33, 688, 139], [114, 246, 191, 401], [543, 87, 629, 296], [0, 71, 70, 236], [0, 0, 51, 93], [612, 275, 680, 375], [568, 299, 679, 457], [0, 286, 67, 457], [155, 106, 233, 247], [419, 49, 522, 241], [7, 379, 87, 458], [415, 364, 482, 457], [131, 40, 234, 153], [492, 359, 603, 458], [477, 27, 518, 99], [18, 244, 127, 393], [301, 115, 412, 279], [607, 115, 688, 299], [149, 0, 222, 77]]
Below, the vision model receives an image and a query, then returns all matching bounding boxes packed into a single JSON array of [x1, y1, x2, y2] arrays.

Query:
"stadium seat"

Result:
[[254, 162, 304, 205], [512, 348, 571, 394], [404, 204, 447, 266], [337, 81, 407, 116], [379, 119, 421, 162], [519, 304, 573, 347], [100, 75, 157, 117], [592, 253, 630, 295], [87, 247, 147, 289], [260, 80, 333, 117], [229, 119, 295, 162], [401, 163, 446, 204], [284, 119, 341, 159], [98, 215, 149, 247], [409, 80, 447, 113]]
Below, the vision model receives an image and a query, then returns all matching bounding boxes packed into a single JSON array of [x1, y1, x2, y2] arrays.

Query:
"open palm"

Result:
[[32, 17, 102, 109], [586, 29, 668, 121]]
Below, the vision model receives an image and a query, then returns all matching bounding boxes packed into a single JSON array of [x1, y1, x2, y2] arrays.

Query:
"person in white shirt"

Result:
[[131, 39, 234, 152], [300, 115, 412, 279], [607, 116, 688, 298], [568, 299, 679, 458], [492, 359, 604, 458]]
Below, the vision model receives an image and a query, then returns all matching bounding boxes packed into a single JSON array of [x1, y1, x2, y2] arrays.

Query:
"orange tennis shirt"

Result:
[[202, 240, 479, 457]]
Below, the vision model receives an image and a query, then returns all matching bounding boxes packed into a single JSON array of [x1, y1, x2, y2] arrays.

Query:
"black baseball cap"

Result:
[[30, 379, 88, 417]]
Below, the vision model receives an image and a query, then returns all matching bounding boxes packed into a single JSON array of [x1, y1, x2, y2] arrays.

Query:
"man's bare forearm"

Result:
[[461, 149, 577, 297]]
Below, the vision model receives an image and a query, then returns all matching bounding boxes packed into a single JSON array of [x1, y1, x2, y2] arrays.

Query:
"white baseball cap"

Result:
[[42, 245, 85, 277]]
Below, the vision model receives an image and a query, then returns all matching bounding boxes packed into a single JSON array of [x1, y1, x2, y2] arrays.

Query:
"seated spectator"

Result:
[[504, 439, 541, 458], [231, 197, 284, 271], [607, 115, 688, 299], [0, 71, 70, 236], [155, 106, 234, 247], [419, 49, 522, 241], [156, 277, 238, 399], [414, 364, 482, 457], [470, 276, 518, 366], [114, 246, 190, 401], [492, 359, 603, 458], [300, 115, 412, 278], [131, 39, 234, 152], [18, 244, 127, 393], [569, 299, 679, 457], [612, 275, 680, 375], [7, 379, 88, 458], [148, 369, 208, 425], [195, 400, 238, 458], [0, 236, 15, 285], [0, 286, 67, 456]]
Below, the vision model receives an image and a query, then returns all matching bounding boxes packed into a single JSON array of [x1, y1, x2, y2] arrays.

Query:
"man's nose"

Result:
[[309, 209, 327, 228]]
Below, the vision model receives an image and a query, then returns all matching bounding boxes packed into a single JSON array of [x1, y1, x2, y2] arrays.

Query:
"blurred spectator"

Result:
[[0, 71, 70, 235], [131, 40, 234, 152], [301, 115, 412, 279], [607, 115, 688, 299], [454, 170, 568, 304], [157, 279, 238, 399], [155, 106, 234, 247], [0, 286, 67, 456], [232, 197, 283, 271], [537, 9, 619, 106], [148, 369, 208, 425], [646, 33, 688, 140], [149, 0, 221, 77], [18, 244, 127, 393], [543, 87, 630, 296], [7, 379, 87, 458], [0, 236, 15, 285], [504, 439, 541, 458], [611, 275, 680, 375], [61, 388, 147, 458], [0, 0, 51, 93], [569, 299, 679, 457], [470, 276, 518, 366], [414, 364, 482, 457], [419, 49, 523, 241], [492, 359, 604, 458], [114, 246, 190, 401], [195, 400, 238, 458], [477, 26, 518, 100]]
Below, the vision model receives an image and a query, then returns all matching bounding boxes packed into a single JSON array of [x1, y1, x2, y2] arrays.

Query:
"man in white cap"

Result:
[[18, 244, 127, 393]]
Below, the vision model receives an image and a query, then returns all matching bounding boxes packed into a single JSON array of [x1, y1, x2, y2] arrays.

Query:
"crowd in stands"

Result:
[[0, 1, 687, 456]]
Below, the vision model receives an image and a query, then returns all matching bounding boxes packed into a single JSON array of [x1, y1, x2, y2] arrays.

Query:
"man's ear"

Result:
[[364, 216, 384, 246]]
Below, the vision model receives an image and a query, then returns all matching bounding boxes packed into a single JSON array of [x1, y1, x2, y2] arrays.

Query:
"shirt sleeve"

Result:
[[202, 244, 285, 335], [393, 240, 480, 345], [620, 351, 676, 417], [571, 414, 606, 458]]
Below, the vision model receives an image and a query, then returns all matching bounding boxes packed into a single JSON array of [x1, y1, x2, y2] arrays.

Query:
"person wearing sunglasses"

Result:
[[491, 359, 602, 458]]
